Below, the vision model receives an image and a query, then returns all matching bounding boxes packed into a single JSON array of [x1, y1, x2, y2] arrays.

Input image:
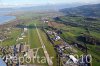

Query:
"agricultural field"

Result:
[[49, 16, 100, 66], [0, 11, 99, 66]]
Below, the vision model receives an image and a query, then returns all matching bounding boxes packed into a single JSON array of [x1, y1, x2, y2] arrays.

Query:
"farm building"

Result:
[[47, 30, 53, 35], [54, 35, 61, 41], [16, 44, 21, 52], [24, 28, 28, 32]]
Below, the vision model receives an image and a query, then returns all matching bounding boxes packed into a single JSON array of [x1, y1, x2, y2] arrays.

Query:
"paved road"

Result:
[[35, 24, 53, 66]]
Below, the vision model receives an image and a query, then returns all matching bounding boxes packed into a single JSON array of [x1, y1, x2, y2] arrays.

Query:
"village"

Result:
[[45, 28, 79, 66], [43, 19, 91, 66]]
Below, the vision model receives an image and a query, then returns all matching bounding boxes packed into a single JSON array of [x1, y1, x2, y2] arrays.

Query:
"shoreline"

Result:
[[0, 16, 16, 25]]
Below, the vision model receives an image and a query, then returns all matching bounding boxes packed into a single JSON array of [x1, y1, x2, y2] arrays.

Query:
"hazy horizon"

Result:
[[0, 0, 100, 8]]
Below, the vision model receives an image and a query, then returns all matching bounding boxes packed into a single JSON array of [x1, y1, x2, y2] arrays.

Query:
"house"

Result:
[[18, 37, 23, 40], [47, 30, 53, 35], [55, 44, 64, 50], [58, 44, 65, 49], [16, 44, 21, 52], [24, 45, 30, 52], [53, 32, 57, 36], [55, 44, 64, 54], [44, 20, 49, 23], [54, 36, 61, 41], [24, 28, 28, 32], [22, 35, 26, 38]]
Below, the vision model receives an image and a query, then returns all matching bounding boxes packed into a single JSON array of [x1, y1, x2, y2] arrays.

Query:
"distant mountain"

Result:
[[0, 8, 14, 11], [0, 3, 87, 15], [60, 4, 100, 17], [15, 3, 82, 11], [0, 8, 16, 15], [0, 3, 83, 12]]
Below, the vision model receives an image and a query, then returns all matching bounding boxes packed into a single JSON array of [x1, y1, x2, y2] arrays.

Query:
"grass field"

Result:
[[0, 28, 22, 46], [1, 11, 99, 66], [22, 20, 57, 66], [39, 29, 57, 66], [53, 16, 100, 66]]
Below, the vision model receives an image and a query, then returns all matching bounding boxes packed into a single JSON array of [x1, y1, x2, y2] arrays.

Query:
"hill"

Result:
[[60, 4, 100, 17]]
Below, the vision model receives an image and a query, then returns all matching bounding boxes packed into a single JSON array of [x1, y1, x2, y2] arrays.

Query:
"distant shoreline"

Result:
[[0, 16, 16, 25]]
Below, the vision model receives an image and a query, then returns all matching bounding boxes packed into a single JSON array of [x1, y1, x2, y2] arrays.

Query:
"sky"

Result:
[[0, 0, 100, 7]]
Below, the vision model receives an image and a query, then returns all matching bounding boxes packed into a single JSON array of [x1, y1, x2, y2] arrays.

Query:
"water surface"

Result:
[[0, 16, 16, 24], [0, 58, 6, 66]]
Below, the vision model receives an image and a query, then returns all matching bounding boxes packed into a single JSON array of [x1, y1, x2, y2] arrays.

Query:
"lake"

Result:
[[0, 16, 16, 24]]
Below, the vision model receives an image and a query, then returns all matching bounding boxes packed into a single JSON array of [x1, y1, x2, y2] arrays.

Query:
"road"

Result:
[[35, 24, 53, 66]]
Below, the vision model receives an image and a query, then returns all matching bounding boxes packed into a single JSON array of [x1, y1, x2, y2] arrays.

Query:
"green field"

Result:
[[0, 28, 21, 46], [22, 20, 57, 66], [0, 12, 58, 65], [0, 11, 100, 66], [53, 16, 100, 66]]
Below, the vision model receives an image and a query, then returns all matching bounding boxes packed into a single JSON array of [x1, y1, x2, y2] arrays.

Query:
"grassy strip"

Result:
[[39, 29, 57, 66]]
